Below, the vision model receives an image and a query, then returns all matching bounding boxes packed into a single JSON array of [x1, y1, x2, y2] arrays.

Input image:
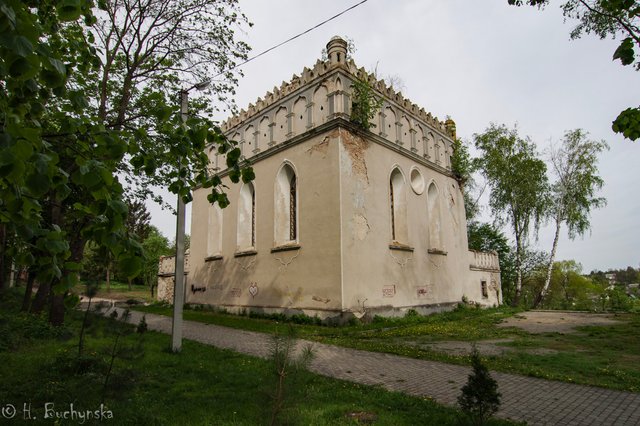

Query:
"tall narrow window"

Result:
[[207, 205, 223, 257], [389, 168, 408, 243], [390, 178, 396, 240], [251, 187, 256, 247], [427, 182, 442, 249], [289, 174, 297, 240], [237, 182, 255, 251], [275, 164, 298, 245]]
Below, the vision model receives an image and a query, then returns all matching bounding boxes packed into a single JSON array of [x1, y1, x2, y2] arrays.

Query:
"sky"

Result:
[[148, 0, 640, 273]]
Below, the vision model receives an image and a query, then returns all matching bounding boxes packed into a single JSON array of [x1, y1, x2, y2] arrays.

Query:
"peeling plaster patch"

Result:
[[235, 258, 256, 272], [340, 128, 370, 183], [352, 214, 370, 240], [429, 255, 444, 269], [312, 295, 331, 304], [306, 137, 330, 157], [382, 285, 396, 298], [416, 283, 433, 299], [273, 248, 302, 271], [389, 250, 413, 268]]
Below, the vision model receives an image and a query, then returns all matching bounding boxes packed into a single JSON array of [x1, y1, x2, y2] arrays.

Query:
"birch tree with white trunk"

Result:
[[533, 129, 608, 308], [475, 124, 550, 306]]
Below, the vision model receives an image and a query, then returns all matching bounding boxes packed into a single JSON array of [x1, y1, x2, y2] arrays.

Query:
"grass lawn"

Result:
[[0, 289, 515, 425], [75, 281, 155, 304], [135, 303, 640, 393]]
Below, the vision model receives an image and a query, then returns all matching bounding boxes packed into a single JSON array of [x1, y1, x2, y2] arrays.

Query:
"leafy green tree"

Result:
[[543, 260, 604, 309], [534, 129, 608, 307], [1, 0, 142, 324], [350, 78, 383, 131], [141, 226, 171, 297], [508, 0, 640, 140], [451, 138, 483, 220], [467, 222, 517, 304], [474, 124, 550, 306], [1, 0, 254, 325]]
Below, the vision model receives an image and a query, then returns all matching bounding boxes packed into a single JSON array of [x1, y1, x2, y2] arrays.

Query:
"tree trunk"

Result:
[[49, 289, 66, 327], [0, 224, 6, 292], [106, 257, 111, 292], [30, 280, 51, 314], [128, 277, 132, 291], [533, 219, 561, 309], [21, 270, 36, 312], [511, 234, 523, 307]]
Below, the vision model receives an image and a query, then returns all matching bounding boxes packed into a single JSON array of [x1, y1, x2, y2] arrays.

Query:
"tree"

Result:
[[543, 260, 603, 309], [452, 138, 483, 221], [534, 129, 608, 307], [1, 0, 143, 324], [141, 226, 171, 297], [92, 0, 253, 205], [1, 0, 254, 325], [467, 222, 517, 304], [474, 124, 550, 306], [458, 346, 501, 426], [508, 0, 640, 141]]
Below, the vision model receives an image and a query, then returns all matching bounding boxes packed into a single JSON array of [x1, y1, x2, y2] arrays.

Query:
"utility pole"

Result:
[[170, 80, 210, 352], [171, 90, 189, 353]]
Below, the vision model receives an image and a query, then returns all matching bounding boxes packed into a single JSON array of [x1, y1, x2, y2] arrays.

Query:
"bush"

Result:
[[458, 346, 501, 425]]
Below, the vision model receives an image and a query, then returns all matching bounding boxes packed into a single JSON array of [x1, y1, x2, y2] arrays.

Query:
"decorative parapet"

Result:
[[468, 250, 500, 272], [215, 36, 457, 171]]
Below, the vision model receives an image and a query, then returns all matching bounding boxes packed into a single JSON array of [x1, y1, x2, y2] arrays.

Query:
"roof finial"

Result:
[[326, 36, 348, 66]]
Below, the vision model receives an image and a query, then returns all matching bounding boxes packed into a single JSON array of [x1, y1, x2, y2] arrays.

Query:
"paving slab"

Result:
[[107, 307, 640, 426]]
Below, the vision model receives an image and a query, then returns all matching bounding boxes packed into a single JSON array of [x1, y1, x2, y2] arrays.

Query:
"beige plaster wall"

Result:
[[338, 128, 479, 314], [188, 133, 343, 314]]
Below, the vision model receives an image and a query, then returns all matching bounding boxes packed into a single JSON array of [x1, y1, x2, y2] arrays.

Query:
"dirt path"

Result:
[[498, 310, 624, 334]]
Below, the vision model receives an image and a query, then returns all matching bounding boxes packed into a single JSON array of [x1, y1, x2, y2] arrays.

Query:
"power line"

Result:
[[213, 0, 370, 79]]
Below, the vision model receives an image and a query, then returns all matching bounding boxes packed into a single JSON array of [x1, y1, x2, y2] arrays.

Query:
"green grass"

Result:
[[0, 290, 516, 425], [134, 303, 640, 393], [75, 280, 155, 304]]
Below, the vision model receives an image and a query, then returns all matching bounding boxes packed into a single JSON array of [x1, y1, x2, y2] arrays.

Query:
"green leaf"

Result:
[[119, 255, 142, 278], [612, 37, 634, 66], [57, 0, 82, 21], [14, 138, 34, 160], [229, 168, 241, 183], [226, 147, 241, 167], [241, 166, 255, 183], [26, 172, 51, 197], [612, 107, 640, 141], [46, 57, 66, 75], [9, 57, 31, 77], [8, 35, 34, 57]]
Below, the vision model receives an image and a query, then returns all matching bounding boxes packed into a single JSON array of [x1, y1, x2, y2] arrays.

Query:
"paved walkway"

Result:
[[108, 307, 640, 426]]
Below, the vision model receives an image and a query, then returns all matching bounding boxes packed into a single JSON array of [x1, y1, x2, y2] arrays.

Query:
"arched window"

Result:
[[207, 204, 223, 257], [400, 116, 411, 147], [427, 182, 442, 249], [237, 182, 255, 250], [274, 106, 288, 143], [292, 97, 307, 136], [274, 164, 298, 245], [384, 107, 396, 140], [389, 168, 408, 243], [312, 85, 328, 127]]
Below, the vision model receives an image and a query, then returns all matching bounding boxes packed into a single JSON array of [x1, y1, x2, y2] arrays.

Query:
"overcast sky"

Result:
[[148, 0, 640, 273]]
